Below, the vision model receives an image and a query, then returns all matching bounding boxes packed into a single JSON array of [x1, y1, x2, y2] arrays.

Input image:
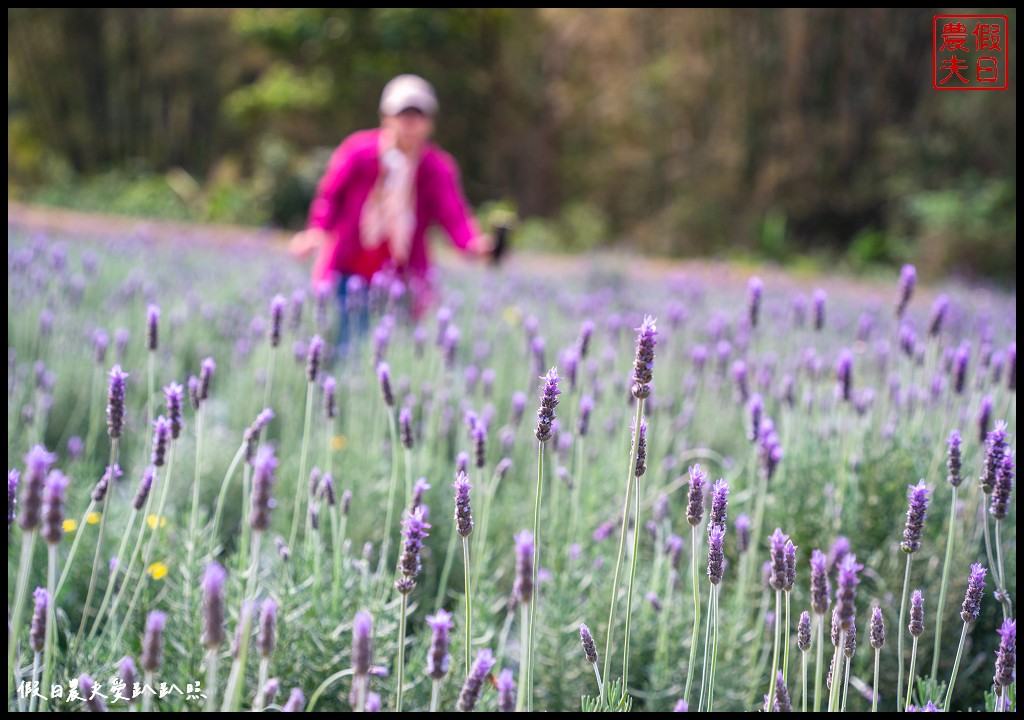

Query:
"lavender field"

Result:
[[6, 227, 1016, 712]]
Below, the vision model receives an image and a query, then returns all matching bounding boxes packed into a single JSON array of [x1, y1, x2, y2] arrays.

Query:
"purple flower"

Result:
[[199, 357, 216, 401], [844, 616, 857, 657], [580, 623, 598, 664], [41, 470, 69, 545], [631, 316, 658, 399], [364, 692, 381, 712], [836, 349, 853, 402], [747, 394, 763, 443], [30, 587, 48, 653], [140, 610, 167, 672], [282, 688, 305, 713], [269, 294, 286, 347], [732, 360, 749, 404], [632, 416, 648, 477], [106, 365, 129, 439], [989, 450, 1014, 521], [735, 514, 751, 553], [352, 610, 373, 677], [748, 276, 763, 329], [202, 562, 227, 649], [812, 289, 826, 331], [510, 391, 527, 427], [709, 478, 729, 532], [150, 416, 171, 467], [1007, 342, 1016, 391], [456, 452, 469, 478], [188, 375, 201, 410], [784, 538, 797, 592], [993, 619, 1016, 688], [535, 367, 561, 443], [119, 657, 138, 704], [8, 469, 18, 527], [797, 611, 811, 652], [707, 525, 725, 585], [164, 382, 184, 440], [306, 336, 324, 383], [496, 668, 516, 713], [978, 395, 993, 443], [928, 295, 949, 337], [472, 417, 487, 469], [769, 528, 788, 590], [686, 464, 707, 526], [810, 549, 831, 616], [397, 407, 414, 450], [133, 466, 156, 511], [577, 319, 595, 359], [93, 329, 109, 364], [870, 606, 885, 649], [457, 648, 497, 712], [396, 507, 430, 592], [577, 395, 594, 437], [960, 563, 986, 624], [981, 421, 1010, 494], [323, 376, 337, 420], [907, 701, 940, 712], [91, 464, 122, 503], [514, 530, 535, 604], [901, 480, 931, 554], [258, 597, 278, 658], [412, 478, 430, 514], [909, 589, 925, 637], [953, 344, 969, 395], [321, 474, 337, 507], [828, 536, 850, 574], [835, 555, 862, 630], [896, 264, 916, 319], [250, 445, 278, 531], [453, 471, 474, 538], [377, 362, 394, 408], [426, 608, 454, 680], [67, 436, 84, 460], [146, 304, 160, 351], [79, 674, 109, 712], [673, 699, 689, 712], [946, 430, 963, 487]]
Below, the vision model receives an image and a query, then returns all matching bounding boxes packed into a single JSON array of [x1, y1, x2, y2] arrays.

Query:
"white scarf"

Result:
[[360, 134, 417, 266]]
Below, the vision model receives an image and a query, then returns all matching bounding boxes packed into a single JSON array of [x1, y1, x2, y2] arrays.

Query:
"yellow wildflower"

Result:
[[147, 562, 168, 580]]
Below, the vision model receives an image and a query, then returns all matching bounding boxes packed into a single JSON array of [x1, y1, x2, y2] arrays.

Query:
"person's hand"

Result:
[[467, 232, 496, 257], [289, 228, 328, 260]]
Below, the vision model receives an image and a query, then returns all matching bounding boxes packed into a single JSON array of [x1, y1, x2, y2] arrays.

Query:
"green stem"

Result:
[[54, 498, 97, 599], [77, 438, 118, 641], [187, 408, 204, 612], [699, 583, 713, 711], [28, 652, 40, 713], [516, 602, 529, 712], [305, 668, 356, 713], [210, 441, 246, 555], [602, 398, 645, 702], [237, 464, 252, 576], [592, 662, 604, 701], [205, 649, 219, 712], [783, 590, 791, 684], [813, 614, 825, 712], [621, 435, 643, 691], [331, 503, 342, 612], [684, 524, 702, 706], [377, 407, 400, 591], [462, 535, 473, 677], [942, 622, 969, 710], [828, 629, 845, 712], [708, 584, 721, 712], [896, 553, 913, 711], [526, 440, 546, 713], [802, 649, 809, 713], [872, 646, 881, 712], [40, 544, 57, 710], [435, 521, 459, 610], [767, 589, 781, 711], [430, 679, 441, 712], [396, 592, 409, 712], [905, 637, 919, 711], [931, 485, 957, 681], [83, 507, 138, 644], [994, 519, 1012, 619], [288, 382, 315, 553], [842, 654, 852, 712], [143, 672, 155, 713], [254, 657, 270, 712]]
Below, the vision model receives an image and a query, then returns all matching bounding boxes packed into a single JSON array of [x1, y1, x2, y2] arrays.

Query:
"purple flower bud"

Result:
[[632, 416, 648, 477], [989, 450, 1014, 521], [530, 336, 546, 376], [646, 590, 663, 611], [91, 464, 122, 503], [146, 304, 160, 351], [709, 478, 729, 532], [306, 336, 323, 383], [397, 507, 430, 590], [188, 375, 201, 411], [666, 534, 684, 570], [282, 688, 305, 713], [455, 452, 469, 479], [269, 294, 286, 347], [261, 678, 280, 704], [140, 610, 167, 672], [952, 343, 969, 395], [769, 528, 788, 590], [79, 674, 109, 712], [323, 376, 337, 419], [686, 464, 707, 526], [844, 616, 857, 657], [535, 367, 561, 443], [258, 597, 277, 658], [92, 329, 110, 364], [161, 381, 185, 440], [308, 466, 321, 500], [321, 473, 337, 506], [199, 357, 216, 401], [352, 610, 373, 676], [909, 589, 925, 637], [19, 445, 57, 532], [993, 618, 1016, 688], [119, 656, 137, 703], [514, 530, 535, 604], [928, 295, 949, 337], [396, 407, 414, 450], [747, 394, 763, 443], [496, 668, 516, 712], [797, 611, 811, 652], [106, 365, 129, 439], [707, 525, 725, 585], [773, 670, 792, 712], [748, 276, 763, 329], [673, 699, 689, 712], [735, 514, 751, 553], [812, 289, 826, 331], [580, 623, 598, 664], [250, 445, 278, 531], [835, 554, 862, 630], [1007, 342, 1016, 392], [981, 421, 1010, 494], [810, 549, 831, 616], [40, 470, 68, 545], [896, 264, 916, 319], [472, 417, 486, 469], [731, 360, 749, 404], [377, 362, 394, 408], [457, 648, 497, 712], [453, 471, 474, 538], [132, 466, 156, 511], [425, 608, 454, 680], [364, 692, 381, 712], [202, 562, 227, 649], [946, 430, 963, 487], [835, 349, 853, 403], [828, 536, 850, 574], [870, 606, 885, 649], [577, 319, 595, 360], [901, 480, 930, 554], [150, 416, 171, 467], [631, 316, 658, 399], [784, 538, 797, 592], [341, 489, 352, 516], [67, 436, 84, 460], [960, 563, 986, 624], [30, 587, 48, 653]]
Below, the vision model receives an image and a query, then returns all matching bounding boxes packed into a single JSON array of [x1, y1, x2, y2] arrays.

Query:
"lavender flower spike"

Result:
[[709, 479, 729, 531], [769, 528, 788, 590], [869, 606, 885, 649], [119, 657, 138, 704], [30, 587, 48, 653], [673, 699, 689, 712], [352, 610, 373, 676], [707, 525, 726, 585], [323, 376, 337, 420], [140, 610, 167, 672], [896, 264, 916, 319], [534, 367, 561, 443], [981, 421, 1009, 494], [453, 471, 474, 538], [631, 315, 658, 399], [835, 555, 862, 630], [633, 416, 648, 477], [686, 464, 707, 526], [79, 674, 109, 712], [426, 609, 454, 679], [150, 416, 171, 467], [457, 648, 497, 712], [106, 365, 129, 439], [735, 514, 751, 553], [909, 590, 925, 637], [960, 564, 986, 624], [400, 407, 414, 450], [783, 538, 797, 592], [946, 430, 963, 487], [364, 692, 381, 712], [773, 670, 792, 712], [41, 470, 69, 545], [377, 361, 394, 408], [133, 466, 156, 510], [397, 507, 431, 592], [282, 688, 305, 713], [250, 445, 278, 531], [202, 562, 227, 649], [306, 335, 324, 383], [269, 294, 286, 347], [748, 276, 763, 329], [580, 623, 599, 664], [900, 480, 930, 554], [258, 598, 278, 658], [199, 357, 216, 401], [91, 464, 121, 503], [797, 611, 812, 652], [496, 668, 516, 713], [993, 619, 1016, 690], [836, 349, 853, 403], [514, 530, 535, 604], [164, 382, 184, 439], [989, 450, 1014, 521], [146, 304, 160, 351]]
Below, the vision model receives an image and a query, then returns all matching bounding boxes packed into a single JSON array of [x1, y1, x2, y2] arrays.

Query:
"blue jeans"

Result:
[[336, 275, 370, 359]]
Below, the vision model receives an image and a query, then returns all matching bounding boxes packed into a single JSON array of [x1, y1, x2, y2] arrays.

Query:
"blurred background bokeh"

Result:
[[7, 8, 1016, 282]]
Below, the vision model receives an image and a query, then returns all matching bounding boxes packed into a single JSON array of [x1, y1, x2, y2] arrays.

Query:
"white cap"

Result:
[[379, 74, 438, 117]]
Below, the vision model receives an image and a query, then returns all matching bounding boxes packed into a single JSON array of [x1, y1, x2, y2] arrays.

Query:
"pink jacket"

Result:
[[307, 128, 480, 289]]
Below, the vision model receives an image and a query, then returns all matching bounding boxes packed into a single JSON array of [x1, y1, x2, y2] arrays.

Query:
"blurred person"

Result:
[[289, 74, 494, 358]]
